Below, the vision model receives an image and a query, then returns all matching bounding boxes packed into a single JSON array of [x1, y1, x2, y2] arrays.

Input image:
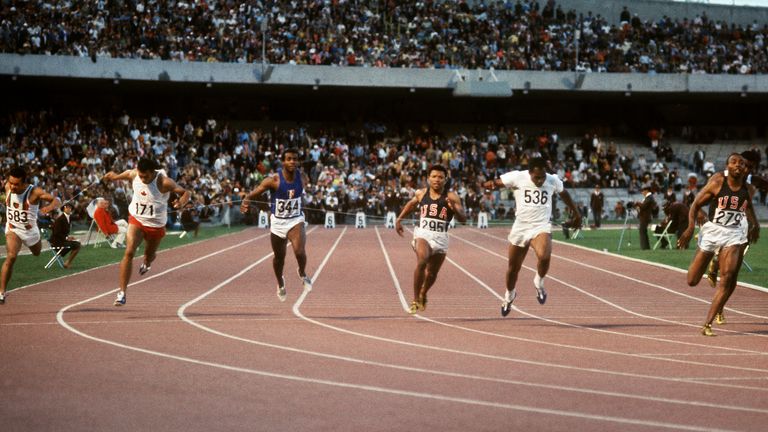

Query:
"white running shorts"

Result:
[[270, 215, 305, 239], [507, 221, 552, 247], [698, 221, 743, 253]]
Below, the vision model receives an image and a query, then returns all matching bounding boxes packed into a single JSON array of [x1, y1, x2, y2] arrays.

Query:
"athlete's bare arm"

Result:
[[30, 187, 60, 215], [160, 175, 190, 209], [395, 189, 425, 237], [446, 191, 468, 224], [678, 175, 722, 248], [240, 175, 279, 214], [558, 189, 582, 228], [103, 169, 136, 183]]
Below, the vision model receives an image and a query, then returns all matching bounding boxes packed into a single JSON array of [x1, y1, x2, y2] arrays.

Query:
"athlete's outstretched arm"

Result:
[[102, 169, 135, 183], [446, 191, 468, 224], [558, 189, 582, 229], [395, 189, 424, 237], [240, 175, 278, 214], [678, 175, 721, 249], [160, 176, 191, 209]]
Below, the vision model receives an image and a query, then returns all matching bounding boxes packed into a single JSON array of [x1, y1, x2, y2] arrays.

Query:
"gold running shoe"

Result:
[[714, 313, 726, 325], [705, 259, 717, 288], [409, 301, 421, 315], [418, 293, 428, 311], [701, 324, 715, 337]]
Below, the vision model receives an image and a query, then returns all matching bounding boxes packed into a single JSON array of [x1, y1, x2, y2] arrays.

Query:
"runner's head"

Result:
[[137, 158, 160, 184], [527, 157, 547, 187], [282, 148, 300, 172], [427, 164, 448, 191], [7, 166, 27, 194]]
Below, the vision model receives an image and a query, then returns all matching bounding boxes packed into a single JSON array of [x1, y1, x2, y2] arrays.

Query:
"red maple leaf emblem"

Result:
[[141, 190, 147, 196], [13, 202, 19, 208]]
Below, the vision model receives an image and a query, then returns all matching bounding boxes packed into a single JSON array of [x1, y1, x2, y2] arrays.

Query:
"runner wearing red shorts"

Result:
[[102, 159, 190, 306]]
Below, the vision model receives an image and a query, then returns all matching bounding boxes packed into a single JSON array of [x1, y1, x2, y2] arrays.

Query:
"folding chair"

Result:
[[40, 229, 65, 269], [652, 220, 674, 250], [84, 198, 118, 248]]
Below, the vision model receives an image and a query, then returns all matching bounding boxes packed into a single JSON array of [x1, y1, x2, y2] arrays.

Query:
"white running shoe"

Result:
[[0, 292, 6, 305], [276, 277, 287, 302], [114, 291, 126, 306], [534, 274, 547, 305], [501, 289, 516, 317], [297, 268, 312, 292]]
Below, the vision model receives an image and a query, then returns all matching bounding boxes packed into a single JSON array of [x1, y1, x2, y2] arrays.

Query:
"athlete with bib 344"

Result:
[[240, 148, 313, 302]]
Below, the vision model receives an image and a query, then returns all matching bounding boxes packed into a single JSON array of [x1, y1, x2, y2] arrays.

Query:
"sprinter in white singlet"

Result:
[[1, 166, 60, 304], [102, 159, 190, 306]]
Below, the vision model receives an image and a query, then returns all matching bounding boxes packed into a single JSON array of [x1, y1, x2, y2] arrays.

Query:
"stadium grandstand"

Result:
[[1, 0, 767, 229]]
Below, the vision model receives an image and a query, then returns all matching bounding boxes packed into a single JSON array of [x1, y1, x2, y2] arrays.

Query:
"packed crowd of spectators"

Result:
[[3, 0, 768, 74], [3, 108, 743, 228]]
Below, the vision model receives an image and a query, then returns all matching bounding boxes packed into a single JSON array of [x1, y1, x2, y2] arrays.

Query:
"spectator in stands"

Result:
[[93, 198, 128, 247], [50, 203, 81, 268], [693, 147, 706, 174]]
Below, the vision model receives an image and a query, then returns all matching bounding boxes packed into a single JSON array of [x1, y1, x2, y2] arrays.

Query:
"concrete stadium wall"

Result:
[[2, 54, 766, 96], [494, 0, 768, 26]]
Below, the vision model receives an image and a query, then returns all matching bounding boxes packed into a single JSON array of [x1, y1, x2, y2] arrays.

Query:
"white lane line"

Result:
[[174, 226, 768, 419], [53, 228, 734, 430], [372, 227, 768, 391], [473, 229, 768, 319], [451, 232, 768, 343]]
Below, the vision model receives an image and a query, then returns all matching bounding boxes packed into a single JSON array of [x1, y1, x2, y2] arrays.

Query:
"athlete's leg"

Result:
[[1, 232, 23, 296], [506, 243, 529, 293], [703, 245, 741, 327], [420, 252, 447, 302], [529, 232, 553, 279], [686, 248, 715, 286], [285, 223, 307, 277], [141, 234, 164, 269], [119, 224, 145, 293], [412, 238, 432, 303], [28, 239, 42, 256], [270, 233, 288, 286]]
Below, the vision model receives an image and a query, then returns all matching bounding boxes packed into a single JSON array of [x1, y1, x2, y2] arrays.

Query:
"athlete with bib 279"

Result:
[[240, 148, 313, 302], [102, 158, 190, 306], [483, 157, 581, 317], [678, 153, 758, 336], [396, 164, 467, 314]]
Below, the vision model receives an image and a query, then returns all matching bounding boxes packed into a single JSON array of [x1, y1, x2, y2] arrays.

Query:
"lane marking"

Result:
[[451, 231, 768, 342]]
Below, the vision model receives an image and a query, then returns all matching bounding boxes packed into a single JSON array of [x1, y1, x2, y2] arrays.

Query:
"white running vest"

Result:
[[129, 171, 169, 228], [5, 184, 39, 231]]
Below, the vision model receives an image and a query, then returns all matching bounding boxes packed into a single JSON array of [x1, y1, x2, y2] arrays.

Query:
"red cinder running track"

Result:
[[1, 226, 767, 432]]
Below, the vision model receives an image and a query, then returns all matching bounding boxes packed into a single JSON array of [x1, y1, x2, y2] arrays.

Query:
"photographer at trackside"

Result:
[[633, 184, 658, 250]]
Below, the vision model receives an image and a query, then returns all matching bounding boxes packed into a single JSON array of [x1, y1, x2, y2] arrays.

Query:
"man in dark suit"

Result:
[[50, 203, 81, 268], [589, 185, 604, 228], [637, 185, 657, 250], [693, 147, 705, 174], [658, 201, 690, 249]]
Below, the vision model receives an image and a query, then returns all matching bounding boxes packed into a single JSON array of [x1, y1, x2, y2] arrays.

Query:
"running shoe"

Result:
[[501, 289, 517, 317], [297, 268, 312, 292], [706, 257, 718, 288], [276, 277, 287, 302], [419, 293, 428, 312], [408, 301, 421, 315], [0, 292, 5, 305], [714, 312, 726, 325], [701, 324, 715, 337], [139, 263, 151, 276], [534, 274, 547, 305], [114, 291, 126, 306]]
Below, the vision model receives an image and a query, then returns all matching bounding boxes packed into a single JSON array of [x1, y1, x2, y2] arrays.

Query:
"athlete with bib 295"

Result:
[[102, 159, 190, 306], [240, 148, 313, 302], [396, 164, 467, 314], [483, 157, 581, 317]]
